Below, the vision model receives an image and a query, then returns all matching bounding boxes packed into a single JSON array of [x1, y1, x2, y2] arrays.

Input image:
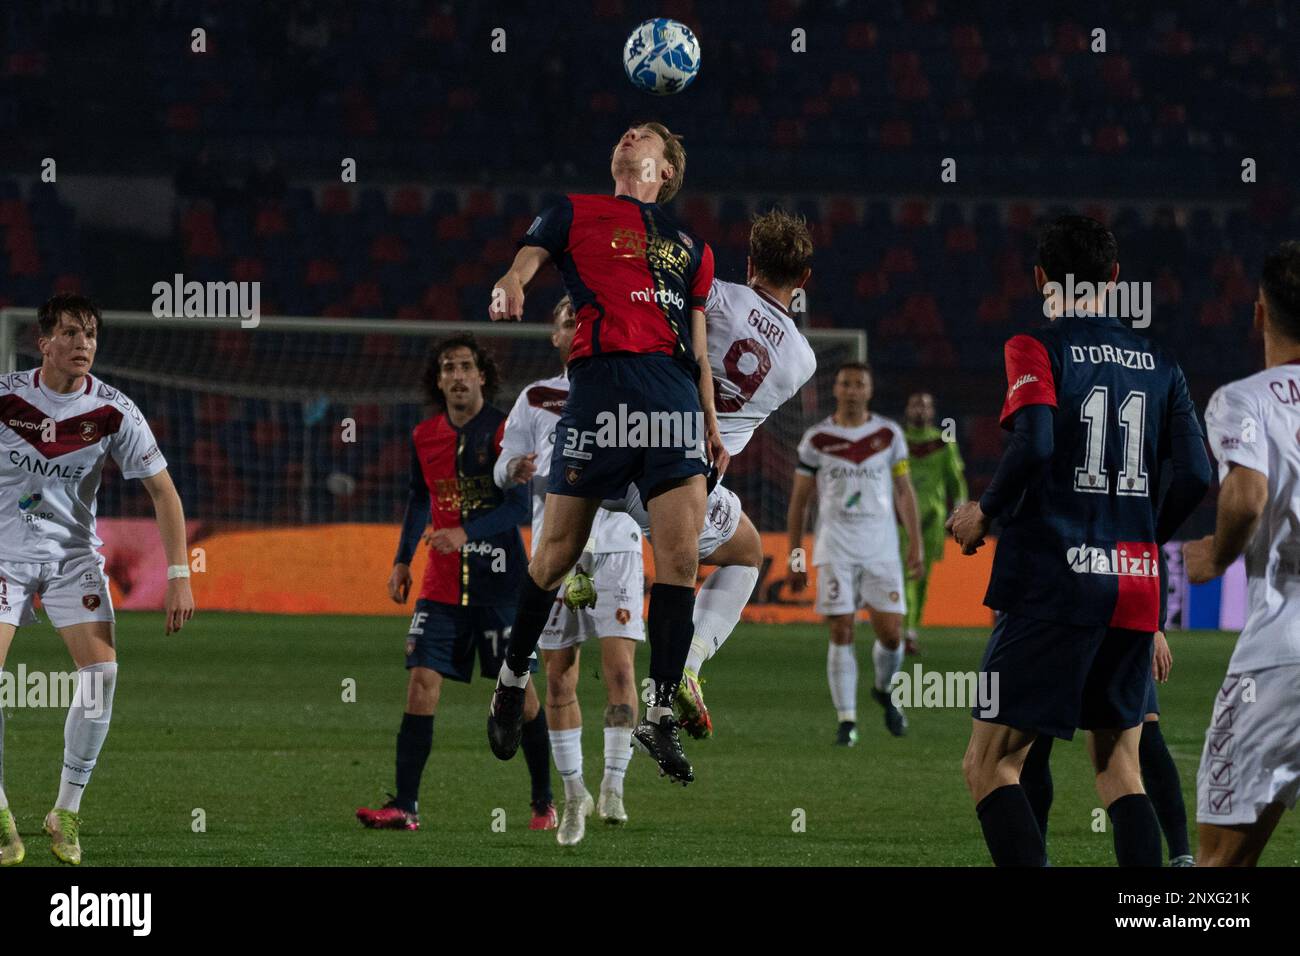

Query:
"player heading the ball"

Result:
[[486, 122, 725, 786]]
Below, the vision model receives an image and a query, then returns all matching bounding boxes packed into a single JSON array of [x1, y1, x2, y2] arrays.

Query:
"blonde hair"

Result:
[[636, 121, 686, 204]]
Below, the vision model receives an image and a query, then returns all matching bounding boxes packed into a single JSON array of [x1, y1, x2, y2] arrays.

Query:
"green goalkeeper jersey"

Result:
[[901, 424, 968, 556]]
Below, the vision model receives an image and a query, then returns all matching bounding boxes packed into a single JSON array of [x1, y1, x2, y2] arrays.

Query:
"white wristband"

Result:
[[167, 565, 191, 580]]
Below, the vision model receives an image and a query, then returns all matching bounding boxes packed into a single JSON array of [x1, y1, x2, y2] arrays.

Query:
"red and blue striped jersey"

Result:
[[403, 405, 527, 607], [985, 315, 1202, 631], [519, 193, 714, 371]]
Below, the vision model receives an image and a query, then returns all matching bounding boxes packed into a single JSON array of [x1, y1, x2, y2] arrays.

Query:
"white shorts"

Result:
[[0, 552, 116, 629], [1196, 664, 1300, 826], [608, 481, 742, 562], [539, 551, 645, 650], [814, 560, 906, 617]]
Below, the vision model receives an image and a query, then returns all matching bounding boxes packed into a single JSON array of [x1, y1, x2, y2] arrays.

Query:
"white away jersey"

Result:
[[705, 279, 817, 458], [1205, 363, 1300, 671], [796, 414, 908, 567], [494, 372, 642, 553], [0, 369, 167, 562]]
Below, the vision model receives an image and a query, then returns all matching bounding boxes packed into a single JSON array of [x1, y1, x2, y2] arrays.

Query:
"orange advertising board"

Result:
[[179, 523, 995, 626]]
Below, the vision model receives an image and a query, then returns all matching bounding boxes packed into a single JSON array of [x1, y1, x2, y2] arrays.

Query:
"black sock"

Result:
[[505, 575, 560, 675], [521, 709, 553, 807], [1020, 734, 1055, 842], [1107, 793, 1163, 867], [394, 712, 434, 813], [646, 582, 696, 708], [1139, 721, 1190, 859], [975, 784, 1046, 866]]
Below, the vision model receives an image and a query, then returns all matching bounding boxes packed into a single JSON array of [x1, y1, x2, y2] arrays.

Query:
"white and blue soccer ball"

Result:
[[623, 18, 700, 95]]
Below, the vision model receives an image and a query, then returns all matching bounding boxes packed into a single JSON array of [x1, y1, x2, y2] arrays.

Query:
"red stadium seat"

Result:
[[369, 234, 407, 263], [231, 257, 264, 282], [844, 22, 878, 50], [348, 281, 383, 313], [465, 189, 496, 218], [320, 186, 352, 215], [436, 214, 469, 241], [880, 118, 913, 148], [165, 103, 200, 131], [254, 204, 288, 236], [951, 25, 982, 50], [391, 187, 425, 217], [977, 294, 1010, 325], [945, 224, 978, 252], [304, 258, 340, 285], [881, 245, 917, 273]]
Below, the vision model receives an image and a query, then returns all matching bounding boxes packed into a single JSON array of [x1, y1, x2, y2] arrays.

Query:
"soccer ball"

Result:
[[623, 18, 700, 95]]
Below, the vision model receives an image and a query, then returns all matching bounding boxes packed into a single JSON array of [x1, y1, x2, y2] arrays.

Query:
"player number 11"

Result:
[[1074, 385, 1149, 497]]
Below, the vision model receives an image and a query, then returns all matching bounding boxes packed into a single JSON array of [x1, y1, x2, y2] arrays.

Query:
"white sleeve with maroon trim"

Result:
[[999, 333, 1057, 428], [110, 396, 167, 479], [795, 425, 821, 476], [1205, 380, 1269, 482], [494, 387, 539, 489]]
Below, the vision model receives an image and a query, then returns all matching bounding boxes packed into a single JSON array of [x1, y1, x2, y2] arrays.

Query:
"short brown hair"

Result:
[[38, 292, 101, 337], [552, 294, 574, 322], [749, 209, 813, 287], [635, 121, 686, 204]]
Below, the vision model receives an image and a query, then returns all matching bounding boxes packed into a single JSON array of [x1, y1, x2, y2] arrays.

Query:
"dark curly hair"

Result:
[[422, 334, 500, 408]]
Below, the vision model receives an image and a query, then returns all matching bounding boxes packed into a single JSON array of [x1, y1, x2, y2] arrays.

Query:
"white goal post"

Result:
[[0, 308, 865, 530]]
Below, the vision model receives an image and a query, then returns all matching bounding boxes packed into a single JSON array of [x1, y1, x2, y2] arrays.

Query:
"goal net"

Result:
[[0, 309, 864, 534]]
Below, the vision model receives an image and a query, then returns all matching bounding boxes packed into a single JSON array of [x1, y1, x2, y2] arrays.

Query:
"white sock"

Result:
[[872, 639, 904, 693], [827, 643, 857, 723], [685, 636, 711, 676], [602, 727, 633, 796], [0, 679, 7, 810], [688, 565, 758, 674], [56, 662, 118, 814], [548, 727, 585, 801], [499, 666, 530, 689]]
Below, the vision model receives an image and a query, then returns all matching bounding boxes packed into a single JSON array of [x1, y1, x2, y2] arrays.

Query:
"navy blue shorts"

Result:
[[1144, 677, 1159, 718], [404, 600, 537, 683], [973, 612, 1154, 740], [548, 354, 710, 502]]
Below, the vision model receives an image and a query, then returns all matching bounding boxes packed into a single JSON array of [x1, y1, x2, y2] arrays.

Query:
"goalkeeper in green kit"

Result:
[[898, 392, 967, 655]]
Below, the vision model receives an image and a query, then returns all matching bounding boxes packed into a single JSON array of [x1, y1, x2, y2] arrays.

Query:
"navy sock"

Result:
[[1139, 721, 1190, 859], [975, 784, 1046, 866], [1020, 734, 1055, 842], [505, 575, 559, 675], [1107, 793, 1163, 867], [521, 709, 553, 807], [394, 712, 434, 813], [646, 582, 696, 707]]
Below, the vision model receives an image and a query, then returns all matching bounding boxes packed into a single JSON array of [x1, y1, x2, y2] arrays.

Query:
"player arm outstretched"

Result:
[[390, 444, 431, 604], [691, 306, 728, 475], [1183, 463, 1267, 583], [140, 469, 196, 635], [786, 471, 815, 592], [489, 247, 551, 321]]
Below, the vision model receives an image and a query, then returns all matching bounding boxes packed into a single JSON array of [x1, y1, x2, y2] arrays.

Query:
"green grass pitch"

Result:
[[2, 613, 1295, 866]]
